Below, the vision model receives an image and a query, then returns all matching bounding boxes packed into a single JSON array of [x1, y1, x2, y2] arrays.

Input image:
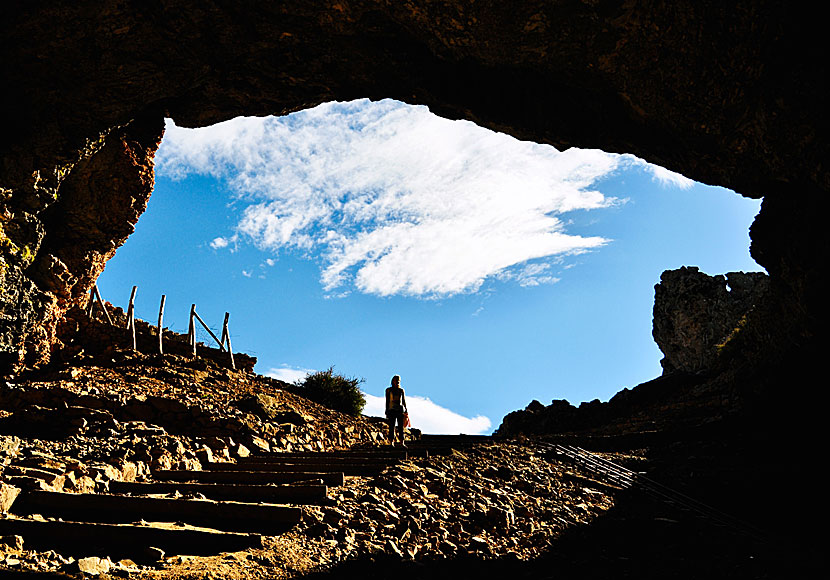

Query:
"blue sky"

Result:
[[97, 99, 762, 434]]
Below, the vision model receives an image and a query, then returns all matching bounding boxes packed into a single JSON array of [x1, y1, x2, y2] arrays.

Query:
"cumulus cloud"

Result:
[[157, 99, 690, 297], [363, 393, 492, 435]]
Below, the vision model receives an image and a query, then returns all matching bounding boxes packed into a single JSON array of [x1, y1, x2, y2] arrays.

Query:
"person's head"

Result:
[[391, 375, 401, 387]]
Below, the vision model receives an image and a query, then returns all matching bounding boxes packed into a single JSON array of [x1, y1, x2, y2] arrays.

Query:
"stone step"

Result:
[[12, 490, 301, 534], [0, 516, 262, 558], [404, 435, 492, 452], [238, 455, 399, 465], [258, 449, 419, 459], [153, 469, 345, 487], [109, 480, 328, 504], [210, 461, 387, 476], [418, 434, 492, 441], [409, 437, 492, 447]]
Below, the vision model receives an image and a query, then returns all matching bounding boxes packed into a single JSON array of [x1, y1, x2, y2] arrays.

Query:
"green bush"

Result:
[[295, 366, 366, 416]]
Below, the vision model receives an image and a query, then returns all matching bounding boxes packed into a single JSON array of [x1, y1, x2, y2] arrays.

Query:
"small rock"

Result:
[[0, 483, 21, 512], [385, 539, 404, 558], [76, 556, 112, 576], [0, 534, 23, 555]]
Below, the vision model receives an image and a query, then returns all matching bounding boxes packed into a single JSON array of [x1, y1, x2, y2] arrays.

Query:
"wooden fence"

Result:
[[88, 284, 236, 370]]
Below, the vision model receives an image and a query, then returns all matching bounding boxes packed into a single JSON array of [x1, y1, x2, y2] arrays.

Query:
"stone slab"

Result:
[[0, 516, 261, 557], [153, 469, 345, 486], [12, 490, 301, 534]]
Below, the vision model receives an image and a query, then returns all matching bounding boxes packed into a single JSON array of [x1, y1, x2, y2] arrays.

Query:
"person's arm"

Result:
[[402, 391, 407, 412], [385, 388, 390, 411]]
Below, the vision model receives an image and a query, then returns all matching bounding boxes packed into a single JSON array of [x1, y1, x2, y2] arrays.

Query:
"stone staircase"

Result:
[[1, 434, 492, 561]]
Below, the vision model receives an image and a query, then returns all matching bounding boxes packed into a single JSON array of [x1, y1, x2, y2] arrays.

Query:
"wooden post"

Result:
[[87, 288, 95, 318], [157, 295, 166, 355], [222, 312, 235, 370], [127, 285, 137, 351], [189, 304, 196, 357], [126, 286, 137, 329], [220, 316, 228, 351], [93, 285, 114, 326]]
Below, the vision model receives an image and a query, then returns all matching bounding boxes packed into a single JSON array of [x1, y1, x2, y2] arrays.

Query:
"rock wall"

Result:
[[1, 115, 163, 370], [1, 1, 827, 373]]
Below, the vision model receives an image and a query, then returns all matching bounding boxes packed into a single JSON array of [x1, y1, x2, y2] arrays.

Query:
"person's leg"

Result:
[[396, 413, 405, 444], [387, 414, 395, 444]]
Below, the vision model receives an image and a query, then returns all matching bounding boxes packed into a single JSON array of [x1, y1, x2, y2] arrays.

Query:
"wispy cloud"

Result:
[[641, 163, 694, 189], [363, 393, 492, 435], [157, 99, 689, 297]]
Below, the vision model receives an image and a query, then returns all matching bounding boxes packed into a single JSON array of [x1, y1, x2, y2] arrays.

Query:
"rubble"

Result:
[[294, 443, 615, 565]]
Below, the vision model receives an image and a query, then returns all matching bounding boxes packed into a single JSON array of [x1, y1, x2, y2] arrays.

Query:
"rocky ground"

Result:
[[0, 346, 629, 579]]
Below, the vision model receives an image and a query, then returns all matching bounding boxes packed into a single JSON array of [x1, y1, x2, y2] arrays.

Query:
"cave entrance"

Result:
[[97, 99, 763, 434]]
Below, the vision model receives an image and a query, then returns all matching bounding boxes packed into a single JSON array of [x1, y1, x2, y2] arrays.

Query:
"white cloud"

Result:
[[157, 99, 693, 297], [210, 236, 230, 249], [266, 366, 315, 384], [363, 393, 492, 435]]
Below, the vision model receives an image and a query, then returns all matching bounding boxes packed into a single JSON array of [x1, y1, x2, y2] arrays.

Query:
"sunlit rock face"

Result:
[[0, 1, 826, 370], [0, 115, 162, 369]]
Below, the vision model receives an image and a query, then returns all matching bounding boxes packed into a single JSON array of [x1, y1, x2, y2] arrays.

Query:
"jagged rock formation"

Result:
[[0, 1, 827, 376], [652, 267, 769, 374], [493, 372, 709, 439]]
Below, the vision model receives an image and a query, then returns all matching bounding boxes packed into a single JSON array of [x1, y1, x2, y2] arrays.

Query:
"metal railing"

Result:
[[542, 441, 769, 544]]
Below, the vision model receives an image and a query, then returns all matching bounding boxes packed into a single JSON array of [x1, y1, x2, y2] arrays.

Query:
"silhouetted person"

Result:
[[385, 374, 408, 446]]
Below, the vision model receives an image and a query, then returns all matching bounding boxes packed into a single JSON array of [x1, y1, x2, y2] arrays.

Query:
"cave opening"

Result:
[[96, 99, 764, 435], [1, 4, 826, 574]]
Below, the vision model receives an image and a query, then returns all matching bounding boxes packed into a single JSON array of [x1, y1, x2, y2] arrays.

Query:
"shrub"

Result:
[[295, 366, 366, 416]]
